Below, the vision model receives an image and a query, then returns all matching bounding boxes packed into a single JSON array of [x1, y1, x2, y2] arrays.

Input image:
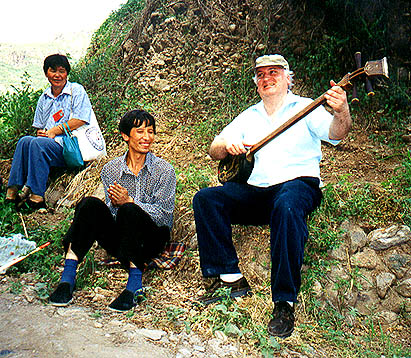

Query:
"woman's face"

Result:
[[45, 66, 68, 90]]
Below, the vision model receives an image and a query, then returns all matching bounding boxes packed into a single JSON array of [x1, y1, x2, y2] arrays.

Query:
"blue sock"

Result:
[[60, 259, 78, 290], [126, 267, 143, 293]]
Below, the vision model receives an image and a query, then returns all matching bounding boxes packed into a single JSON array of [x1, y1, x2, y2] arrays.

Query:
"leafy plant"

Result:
[[0, 73, 42, 159]]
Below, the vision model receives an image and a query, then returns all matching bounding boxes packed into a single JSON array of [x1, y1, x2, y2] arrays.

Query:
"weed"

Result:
[[92, 275, 109, 289], [90, 311, 102, 319], [165, 305, 187, 329], [9, 280, 23, 294], [0, 73, 42, 159], [76, 251, 97, 289], [125, 310, 135, 318], [34, 282, 49, 301], [174, 163, 212, 207]]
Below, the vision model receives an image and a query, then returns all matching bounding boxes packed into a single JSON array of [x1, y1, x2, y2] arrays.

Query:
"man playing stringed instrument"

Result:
[[193, 54, 352, 337]]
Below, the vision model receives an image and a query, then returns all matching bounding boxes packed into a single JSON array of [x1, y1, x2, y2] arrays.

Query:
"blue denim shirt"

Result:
[[32, 81, 92, 146], [217, 92, 340, 187]]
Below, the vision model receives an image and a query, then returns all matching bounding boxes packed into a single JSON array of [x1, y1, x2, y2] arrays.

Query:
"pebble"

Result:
[[137, 328, 166, 341]]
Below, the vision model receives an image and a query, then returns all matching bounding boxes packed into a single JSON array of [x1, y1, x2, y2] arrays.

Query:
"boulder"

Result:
[[368, 225, 411, 250], [375, 272, 396, 298]]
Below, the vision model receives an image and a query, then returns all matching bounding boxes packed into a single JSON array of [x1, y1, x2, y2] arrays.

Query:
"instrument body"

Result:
[[218, 153, 255, 183], [217, 57, 388, 184]]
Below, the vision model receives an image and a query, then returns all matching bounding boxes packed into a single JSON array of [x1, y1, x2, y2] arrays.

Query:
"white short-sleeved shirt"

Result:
[[32, 81, 92, 146], [217, 92, 340, 187]]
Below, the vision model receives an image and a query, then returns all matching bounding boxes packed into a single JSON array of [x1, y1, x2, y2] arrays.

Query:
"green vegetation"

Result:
[[0, 74, 42, 159]]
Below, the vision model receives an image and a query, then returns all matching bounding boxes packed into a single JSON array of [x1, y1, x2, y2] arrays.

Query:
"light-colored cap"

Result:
[[255, 54, 289, 71]]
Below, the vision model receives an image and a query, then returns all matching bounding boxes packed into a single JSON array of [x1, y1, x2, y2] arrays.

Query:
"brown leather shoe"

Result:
[[267, 301, 295, 338], [196, 277, 252, 305]]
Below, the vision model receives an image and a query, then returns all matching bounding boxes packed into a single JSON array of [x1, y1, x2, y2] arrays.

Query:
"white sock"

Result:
[[220, 273, 243, 282]]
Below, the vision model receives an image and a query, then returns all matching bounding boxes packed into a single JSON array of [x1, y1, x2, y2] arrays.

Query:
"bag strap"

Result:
[[62, 122, 73, 137], [70, 88, 73, 118]]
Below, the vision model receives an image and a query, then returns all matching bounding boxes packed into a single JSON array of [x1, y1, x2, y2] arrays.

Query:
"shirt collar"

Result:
[[44, 81, 72, 99], [255, 91, 299, 116], [119, 151, 154, 176]]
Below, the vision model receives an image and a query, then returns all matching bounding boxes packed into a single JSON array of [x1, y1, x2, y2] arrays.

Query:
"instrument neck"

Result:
[[247, 93, 327, 158]]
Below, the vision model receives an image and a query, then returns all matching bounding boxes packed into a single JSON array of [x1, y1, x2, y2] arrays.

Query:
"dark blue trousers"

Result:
[[8, 136, 66, 196], [192, 177, 322, 303]]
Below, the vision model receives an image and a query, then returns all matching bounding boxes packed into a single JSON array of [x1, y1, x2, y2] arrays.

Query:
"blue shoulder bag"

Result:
[[62, 122, 84, 168]]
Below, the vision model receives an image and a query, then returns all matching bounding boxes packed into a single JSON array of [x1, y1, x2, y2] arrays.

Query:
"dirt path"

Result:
[[0, 291, 173, 358]]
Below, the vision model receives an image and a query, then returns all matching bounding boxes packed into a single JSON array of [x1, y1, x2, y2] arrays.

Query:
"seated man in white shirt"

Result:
[[193, 54, 352, 337]]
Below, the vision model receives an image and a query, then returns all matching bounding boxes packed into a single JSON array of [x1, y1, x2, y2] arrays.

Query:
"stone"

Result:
[[214, 330, 227, 342], [151, 55, 166, 67], [328, 243, 348, 261], [177, 348, 191, 357], [348, 226, 368, 253], [152, 77, 171, 92], [376, 272, 396, 298], [380, 290, 405, 313], [351, 248, 380, 269], [355, 290, 380, 315], [378, 311, 398, 324], [92, 293, 105, 302], [312, 280, 323, 297], [328, 265, 350, 283], [368, 225, 411, 250], [193, 345, 206, 352], [228, 24, 236, 33], [136, 328, 166, 341], [356, 268, 374, 290], [396, 278, 411, 298], [384, 252, 411, 279]]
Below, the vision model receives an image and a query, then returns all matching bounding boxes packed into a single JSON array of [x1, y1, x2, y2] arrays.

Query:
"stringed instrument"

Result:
[[218, 57, 389, 184]]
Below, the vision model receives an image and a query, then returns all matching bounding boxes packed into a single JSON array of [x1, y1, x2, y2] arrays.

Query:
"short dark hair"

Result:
[[119, 109, 156, 136], [43, 54, 71, 75]]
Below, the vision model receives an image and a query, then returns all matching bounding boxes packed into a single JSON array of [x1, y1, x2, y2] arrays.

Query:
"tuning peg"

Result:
[[354, 52, 362, 69], [351, 52, 362, 103], [351, 83, 359, 104], [365, 77, 375, 96]]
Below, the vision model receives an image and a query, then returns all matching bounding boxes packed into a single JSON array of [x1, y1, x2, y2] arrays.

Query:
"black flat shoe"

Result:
[[267, 301, 295, 338], [49, 282, 74, 307], [5, 195, 22, 205], [16, 198, 46, 211], [27, 199, 46, 209], [108, 289, 146, 312], [196, 277, 252, 306]]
